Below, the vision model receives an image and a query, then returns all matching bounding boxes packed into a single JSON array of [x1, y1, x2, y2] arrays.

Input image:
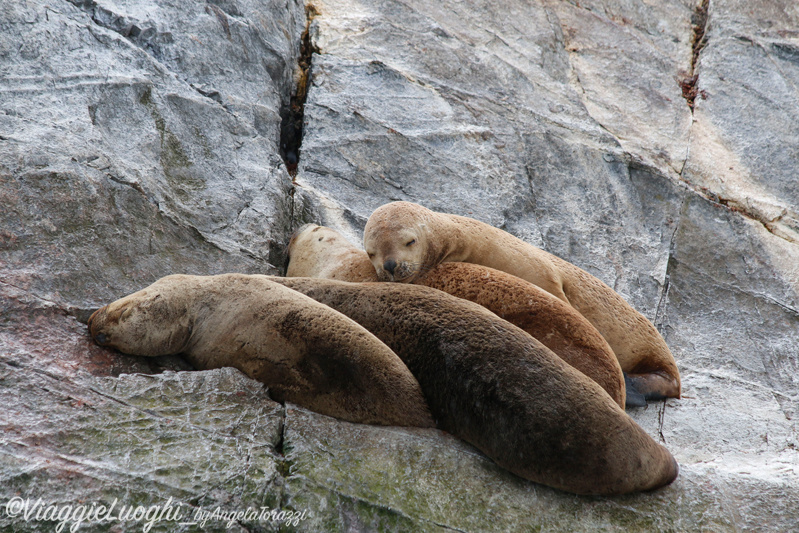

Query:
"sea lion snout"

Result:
[[88, 306, 111, 346]]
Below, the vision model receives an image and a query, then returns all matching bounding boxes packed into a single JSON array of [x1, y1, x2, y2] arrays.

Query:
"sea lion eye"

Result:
[[368, 252, 375, 259], [406, 239, 416, 247]]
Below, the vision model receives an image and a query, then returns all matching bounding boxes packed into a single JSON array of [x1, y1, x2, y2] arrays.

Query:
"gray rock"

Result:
[[296, 0, 697, 315], [1, 0, 303, 529], [546, 0, 696, 176], [2, 0, 799, 530], [283, 403, 797, 532], [684, 0, 799, 242], [0, 0, 303, 314], [0, 366, 284, 533], [294, 0, 799, 529]]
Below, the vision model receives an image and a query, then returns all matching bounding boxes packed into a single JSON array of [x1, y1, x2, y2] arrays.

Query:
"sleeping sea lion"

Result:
[[271, 276, 679, 495], [87, 274, 434, 428], [286, 223, 628, 407], [363, 201, 681, 403]]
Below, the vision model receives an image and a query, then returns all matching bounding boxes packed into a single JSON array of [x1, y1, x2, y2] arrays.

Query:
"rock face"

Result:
[[1, 0, 798, 531], [1, 0, 303, 313]]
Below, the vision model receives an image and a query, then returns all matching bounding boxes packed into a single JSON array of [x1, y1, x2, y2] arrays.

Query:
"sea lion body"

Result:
[[271, 277, 678, 496], [414, 263, 627, 408], [286, 224, 627, 407], [88, 274, 434, 428], [363, 202, 681, 402]]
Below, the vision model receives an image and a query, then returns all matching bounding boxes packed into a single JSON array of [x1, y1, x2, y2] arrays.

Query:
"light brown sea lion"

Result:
[[87, 274, 434, 428], [270, 276, 678, 496], [286, 223, 628, 408], [287, 223, 379, 282], [363, 201, 681, 403]]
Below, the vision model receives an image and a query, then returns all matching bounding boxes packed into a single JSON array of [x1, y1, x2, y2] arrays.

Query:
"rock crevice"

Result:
[[679, 0, 709, 109], [281, 4, 321, 175]]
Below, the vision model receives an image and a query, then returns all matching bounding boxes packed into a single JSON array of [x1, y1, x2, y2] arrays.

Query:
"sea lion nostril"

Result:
[[383, 259, 397, 274], [95, 333, 108, 345]]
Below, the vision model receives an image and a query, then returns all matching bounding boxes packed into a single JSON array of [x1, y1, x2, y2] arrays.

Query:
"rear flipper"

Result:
[[625, 372, 680, 408], [624, 374, 647, 408]]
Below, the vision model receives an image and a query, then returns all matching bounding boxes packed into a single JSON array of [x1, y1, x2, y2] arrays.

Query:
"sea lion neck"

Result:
[[442, 214, 498, 263]]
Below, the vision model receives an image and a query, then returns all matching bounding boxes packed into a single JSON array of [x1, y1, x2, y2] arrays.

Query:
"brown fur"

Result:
[[286, 224, 626, 408], [271, 277, 679, 496], [363, 202, 681, 402], [88, 274, 434, 428]]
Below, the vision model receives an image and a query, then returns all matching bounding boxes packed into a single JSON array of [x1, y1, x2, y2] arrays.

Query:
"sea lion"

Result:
[[87, 274, 434, 428], [363, 201, 681, 403], [286, 223, 628, 408], [287, 223, 379, 282], [271, 276, 678, 495]]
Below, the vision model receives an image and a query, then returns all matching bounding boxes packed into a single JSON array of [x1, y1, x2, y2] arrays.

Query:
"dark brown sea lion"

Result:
[[271, 276, 679, 495]]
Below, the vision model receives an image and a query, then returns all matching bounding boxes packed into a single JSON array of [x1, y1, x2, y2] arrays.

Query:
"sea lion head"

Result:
[[285, 223, 328, 277], [286, 224, 378, 282], [364, 202, 435, 283], [87, 277, 194, 356]]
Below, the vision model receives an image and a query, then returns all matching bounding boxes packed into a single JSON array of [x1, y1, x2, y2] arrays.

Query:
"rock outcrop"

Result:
[[2, 0, 797, 531]]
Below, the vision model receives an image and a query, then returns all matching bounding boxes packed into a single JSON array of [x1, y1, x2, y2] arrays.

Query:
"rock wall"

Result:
[[1, 0, 798, 531]]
